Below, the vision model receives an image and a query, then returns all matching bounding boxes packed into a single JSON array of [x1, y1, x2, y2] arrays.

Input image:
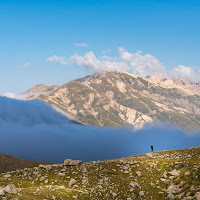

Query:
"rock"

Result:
[[184, 171, 190, 176], [64, 159, 82, 166], [139, 191, 144, 196], [5, 184, 17, 194], [167, 184, 179, 193], [58, 172, 65, 177], [39, 164, 52, 170], [44, 179, 48, 184], [39, 164, 46, 168], [82, 167, 87, 173], [169, 169, 180, 176], [69, 160, 82, 166], [40, 177, 45, 181], [163, 171, 167, 178], [167, 193, 175, 200], [68, 178, 76, 187], [136, 171, 142, 177], [129, 181, 140, 188], [146, 153, 153, 158], [195, 192, 200, 200], [64, 159, 72, 165], [45, 165, 52, 171], [3, 173, 11, 178], [57, 186, 65, 189], [112, 192, 117, 197], [0, 189, 4, 196], [52, 164, 60, 167]]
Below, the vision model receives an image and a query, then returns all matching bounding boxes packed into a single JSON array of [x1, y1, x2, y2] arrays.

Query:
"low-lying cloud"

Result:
[[0, 97, 199, 163], [0, 96, 70, 126]]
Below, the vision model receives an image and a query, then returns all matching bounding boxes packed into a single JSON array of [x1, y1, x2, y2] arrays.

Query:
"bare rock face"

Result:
[[23, 70, 200, 131]]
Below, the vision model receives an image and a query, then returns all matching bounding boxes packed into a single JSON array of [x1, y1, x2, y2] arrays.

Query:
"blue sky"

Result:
[[0, 0, 200, 94]]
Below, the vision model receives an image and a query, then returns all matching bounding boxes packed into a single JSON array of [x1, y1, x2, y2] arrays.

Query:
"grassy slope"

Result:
[[0, 147, 199, 200]]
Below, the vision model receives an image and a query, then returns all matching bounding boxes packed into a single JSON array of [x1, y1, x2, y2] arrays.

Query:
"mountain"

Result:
[[0, 147, 200, 199], [24, 70, 200, 131]]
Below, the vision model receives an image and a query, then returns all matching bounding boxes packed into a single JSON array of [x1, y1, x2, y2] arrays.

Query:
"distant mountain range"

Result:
[[23, 70, 200, 131]]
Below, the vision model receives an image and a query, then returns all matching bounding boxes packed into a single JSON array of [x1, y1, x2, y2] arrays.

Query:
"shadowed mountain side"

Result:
[[0, 96, 80, 126], [0, 154, 53, 173]]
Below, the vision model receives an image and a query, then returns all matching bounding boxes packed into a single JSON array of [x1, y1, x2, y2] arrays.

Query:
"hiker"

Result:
[[151, 145, 153, 152]]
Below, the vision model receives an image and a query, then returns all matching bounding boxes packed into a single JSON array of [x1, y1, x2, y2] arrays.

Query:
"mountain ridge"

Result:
[[23, 70, 200, 131]]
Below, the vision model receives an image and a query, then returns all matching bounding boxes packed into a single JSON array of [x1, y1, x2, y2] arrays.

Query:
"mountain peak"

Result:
[[23, 70, 200, 131]]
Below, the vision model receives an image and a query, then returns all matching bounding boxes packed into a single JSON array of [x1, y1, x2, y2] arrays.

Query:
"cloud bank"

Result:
[[0, 96, 71, 126], [0, 97, 199, 163], [46, 48, 200, 82]]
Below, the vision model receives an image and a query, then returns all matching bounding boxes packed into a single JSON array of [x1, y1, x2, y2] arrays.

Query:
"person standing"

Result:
[[151, 145, 153, 152]]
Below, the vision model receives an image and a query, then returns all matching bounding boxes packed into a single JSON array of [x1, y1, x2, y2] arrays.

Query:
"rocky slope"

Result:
[[0, 147, 199, 199], [24, 71, 200, 130]]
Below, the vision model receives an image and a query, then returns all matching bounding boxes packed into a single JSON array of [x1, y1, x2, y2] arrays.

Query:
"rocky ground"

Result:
[[0, 147, 199, 200]]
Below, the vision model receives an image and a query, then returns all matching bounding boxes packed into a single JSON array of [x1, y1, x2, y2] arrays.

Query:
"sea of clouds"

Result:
[[0, 96, 199, 163]]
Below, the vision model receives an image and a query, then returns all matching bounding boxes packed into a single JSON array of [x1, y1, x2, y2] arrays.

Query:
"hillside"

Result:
[[24, 70, 200, 130], [0, 147, 199, 199], [0, 154, 52, 174]]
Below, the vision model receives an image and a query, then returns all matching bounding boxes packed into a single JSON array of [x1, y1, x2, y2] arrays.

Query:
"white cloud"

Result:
[[70, 48, 165, 76], [119, 48, 165, 77], [3, 92, 18, 99], [75, 43, 88, 47], [24, 62, 31, 68], [45, 48, 200, 83], [169, 65, 200, 82], [2, 92, 26, 100], [46, 55, 68, 65], [70, 51, 130, 72]]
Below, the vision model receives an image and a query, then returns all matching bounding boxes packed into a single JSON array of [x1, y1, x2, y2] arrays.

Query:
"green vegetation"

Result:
[[0, 147, 199, 199]]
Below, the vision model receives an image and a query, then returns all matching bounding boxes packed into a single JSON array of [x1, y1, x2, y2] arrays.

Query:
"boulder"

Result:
[[139, 191, 144, 196], [5, 184, 17, 194], [69, 160, 82, 166], [58, 172, 65, 177], [64, 159, 82, 166], [3, 173, 11, 178], [167, 184, 179, 193], [169, 169, 180, 176], [0, 189, 4, 196], [195, 192, 200, 200], [129, 181, 140, 188], [146, 153, 153, 158], [64, 159, 72, 166], [136, 171, 142, 177], [68, 178, 76, 187]]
